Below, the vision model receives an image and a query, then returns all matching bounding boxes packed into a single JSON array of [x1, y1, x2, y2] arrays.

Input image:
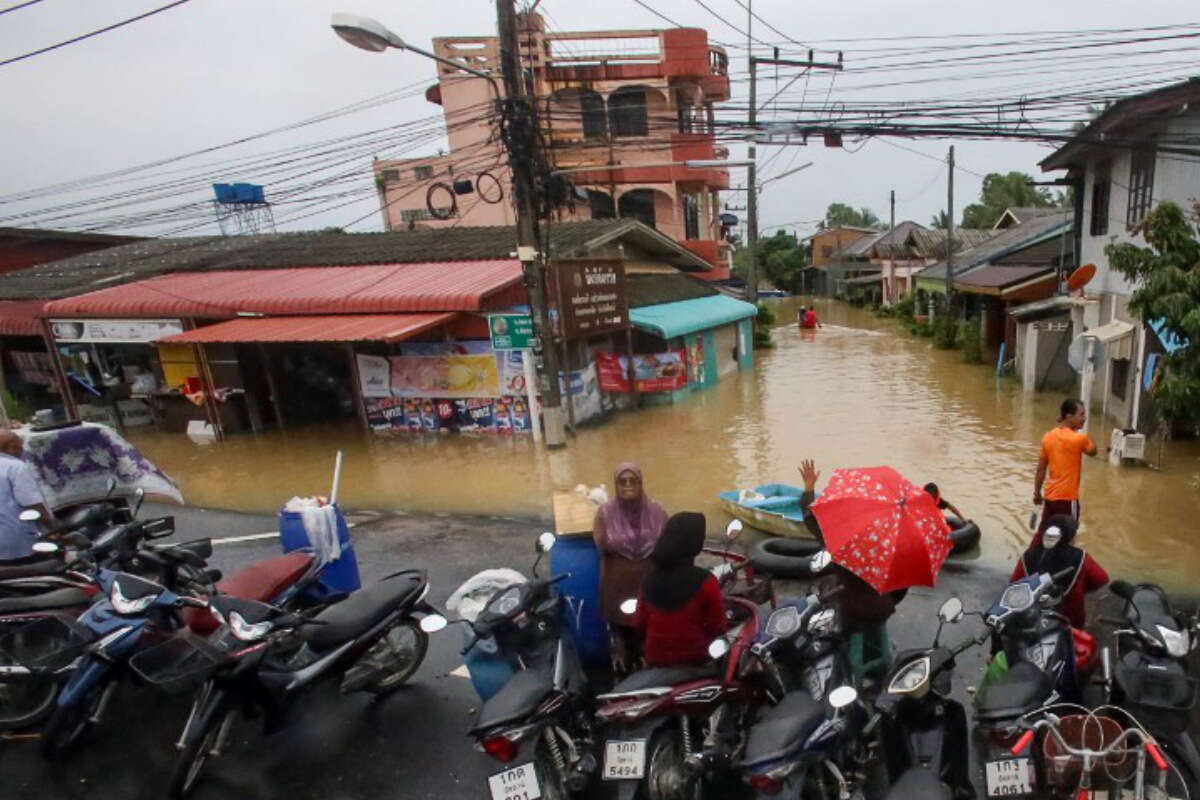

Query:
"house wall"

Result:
[[811, 229, 872, 268]]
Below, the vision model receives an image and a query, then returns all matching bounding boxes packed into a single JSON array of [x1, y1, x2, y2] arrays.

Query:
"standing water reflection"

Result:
[[127, 299, 1200, 591]]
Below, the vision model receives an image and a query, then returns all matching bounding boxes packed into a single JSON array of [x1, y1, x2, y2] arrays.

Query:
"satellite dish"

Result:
[[1067, 264, 1096, 292], [1068, 333, 1107, 373]]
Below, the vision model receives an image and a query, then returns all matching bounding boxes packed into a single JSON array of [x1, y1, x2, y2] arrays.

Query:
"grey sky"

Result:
[[0, 0, 1196, 238]]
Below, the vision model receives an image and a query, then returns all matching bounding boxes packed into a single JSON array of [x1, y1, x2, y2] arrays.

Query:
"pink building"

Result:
[[373, 13, 734, 279]]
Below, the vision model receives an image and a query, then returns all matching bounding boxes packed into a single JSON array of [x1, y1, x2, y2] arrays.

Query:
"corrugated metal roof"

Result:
[[918, 215, 1071, 282], [161, 313, 455, 344], [955, 265, 1054, 289], [630, 294, 757, 339], [0, 300, 46, 335], [43, 260, 521, 318]]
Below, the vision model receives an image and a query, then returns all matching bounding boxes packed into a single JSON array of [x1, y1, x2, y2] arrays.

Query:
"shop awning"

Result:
[[630, 294, 757, 340], [159, 313, 456, 344], [1083, 318, 1135, 360], [0, 300, 46, 336]]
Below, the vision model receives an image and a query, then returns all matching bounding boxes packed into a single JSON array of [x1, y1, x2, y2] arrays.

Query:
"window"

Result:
[[1089, 161, 1111, 236], [581, 92, 607, 139], [413, 165, 435, 181], [379, 169, 399, 182], [676, 95, 694, 134], [683, 194, 700, 239], [618, 190, 656, 228], [1126, 149, 1155, 227], [821, 245, 833, 258], [1111, 358, 1130, 400], [588, 190, 615, 220], [608, 88, 648, 137]]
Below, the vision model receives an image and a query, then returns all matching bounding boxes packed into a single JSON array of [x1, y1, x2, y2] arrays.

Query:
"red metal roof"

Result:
[[160, 313, 456, 344], [42, 260, 522, 318], [0, 300, 47, 336]]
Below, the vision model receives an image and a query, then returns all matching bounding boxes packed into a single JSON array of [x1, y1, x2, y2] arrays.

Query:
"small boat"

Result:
[[718, 483, 816, 540]]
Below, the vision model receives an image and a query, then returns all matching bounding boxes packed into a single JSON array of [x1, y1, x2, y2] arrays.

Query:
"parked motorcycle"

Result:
[[135, 568, 443, 798], [467, 532, 598, 800], [874, 596, 987, 800], [1097, 579, 1200, 796]]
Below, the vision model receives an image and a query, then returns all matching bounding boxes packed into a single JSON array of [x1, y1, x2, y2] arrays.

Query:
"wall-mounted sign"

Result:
[[557, 261, 628, 338], [50, 319, 184, 344], [356, 354, 391, 398], [488, 314, 534, 350]]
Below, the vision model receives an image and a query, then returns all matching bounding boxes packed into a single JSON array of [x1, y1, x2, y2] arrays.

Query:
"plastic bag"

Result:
[[446, 568, 527, 623], [975, 651, 1009, 709]]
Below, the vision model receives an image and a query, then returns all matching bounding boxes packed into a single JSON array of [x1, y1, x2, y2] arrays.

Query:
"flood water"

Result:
[[128, 299, 1200, 591]]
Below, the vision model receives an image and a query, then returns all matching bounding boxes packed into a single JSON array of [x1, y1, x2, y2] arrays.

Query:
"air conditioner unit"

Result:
[[1122, 431, 1147, 460]]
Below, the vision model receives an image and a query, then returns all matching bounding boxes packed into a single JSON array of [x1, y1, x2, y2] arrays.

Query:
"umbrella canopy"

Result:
[[810, 466, 951, 593]]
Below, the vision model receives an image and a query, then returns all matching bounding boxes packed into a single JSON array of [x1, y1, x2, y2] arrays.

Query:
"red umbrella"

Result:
[[810, 466, 952, 593]]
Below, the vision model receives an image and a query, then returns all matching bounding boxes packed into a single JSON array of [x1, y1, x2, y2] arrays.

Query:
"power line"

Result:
[[0, 0, 47, 15], [0, 0, 192, 69]]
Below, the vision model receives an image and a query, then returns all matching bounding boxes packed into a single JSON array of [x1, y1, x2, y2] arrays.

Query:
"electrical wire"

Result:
[[0, 0, 192, 69], [0, 0, 46, 15]]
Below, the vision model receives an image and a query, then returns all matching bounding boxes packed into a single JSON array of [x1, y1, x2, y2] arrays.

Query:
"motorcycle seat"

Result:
[[183, 553, 314, 635], [609, 663, 720, 695], [741, 690, 826, 767], [0, 557, 65, 580], [1128, 587, 1180, 636], [0, 586, 92, 613], [975, 660, 1054, 721], [301, 572, 424, 650], [471, 667, 554, 733], [883, 767, 952, 800]]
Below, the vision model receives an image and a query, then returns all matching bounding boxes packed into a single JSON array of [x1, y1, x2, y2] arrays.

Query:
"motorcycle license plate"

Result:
[[488, 762, 541, 800], [603, 739, 647, 780], [985, 758, 1035, 796]]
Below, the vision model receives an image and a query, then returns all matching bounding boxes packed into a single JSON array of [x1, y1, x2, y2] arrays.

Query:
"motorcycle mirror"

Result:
[[19, 509, 41, 523], [938, 597, 964, 624], [619, 598, 638, 616], [419, 614, 448, 633], [811, 550, 832, 573], [829, 685, 858, 710], [707, 638, 729, 660], [725, 520, 743, 541], [1109, 580, 1135, 601], [32, 541, 59, 554], [105, 477, 117, 497], [536, 532, 557, 554]]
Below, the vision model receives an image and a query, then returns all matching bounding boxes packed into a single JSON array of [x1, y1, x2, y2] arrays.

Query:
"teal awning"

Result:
[[630, 294, 757, 340]]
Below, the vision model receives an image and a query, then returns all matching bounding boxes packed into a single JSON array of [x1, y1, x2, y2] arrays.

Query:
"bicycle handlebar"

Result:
[[1013, 715, 1166, 768]]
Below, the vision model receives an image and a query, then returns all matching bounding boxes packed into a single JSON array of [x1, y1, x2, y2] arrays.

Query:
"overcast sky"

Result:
[[0, 0, 1196, 239]]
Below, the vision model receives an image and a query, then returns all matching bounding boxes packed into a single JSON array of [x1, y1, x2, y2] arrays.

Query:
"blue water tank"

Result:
[[548, 534, 610, 667], [278, 504, 362, 599]]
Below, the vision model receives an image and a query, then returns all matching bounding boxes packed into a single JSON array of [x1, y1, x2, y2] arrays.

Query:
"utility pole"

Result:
[[745, 49, 843, 303], [496, 0, 566, 447], [889, 188, 895, 302], [945, 146, 955, 300], [889, 189, 895, 234]]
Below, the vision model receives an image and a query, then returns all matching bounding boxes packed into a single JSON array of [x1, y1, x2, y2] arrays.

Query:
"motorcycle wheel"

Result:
[[362, 621, 428, 695], [646, 727, 703, 800], [168, 712, 229, 800], [40, 685, 103, 761], [0, 676, 58, 732]]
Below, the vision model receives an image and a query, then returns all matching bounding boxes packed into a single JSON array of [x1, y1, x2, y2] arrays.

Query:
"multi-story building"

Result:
[[372, 12, 734, 278]]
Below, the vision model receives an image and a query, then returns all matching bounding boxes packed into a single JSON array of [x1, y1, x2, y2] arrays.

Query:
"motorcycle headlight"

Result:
[[765, 606, 801, 638], [490, 586, 523, 616], [227, 611, 273, 642], [1157, 625, 1190, 658], [110, 581, 157, 615], [1000, 583, 1033, 612], [887, 657, 931, 695]]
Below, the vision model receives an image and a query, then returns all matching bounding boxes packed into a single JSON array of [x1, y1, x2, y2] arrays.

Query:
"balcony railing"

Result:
[[709, 47, 728, 76]]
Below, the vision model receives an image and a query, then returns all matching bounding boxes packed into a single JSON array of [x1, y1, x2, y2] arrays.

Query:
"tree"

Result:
[[732, 230, 811, 293], [929, 210, 950, 230], [824, 202, 882, 230], [960, 172, 1058, 229], [1106, 201, 1200, 428]]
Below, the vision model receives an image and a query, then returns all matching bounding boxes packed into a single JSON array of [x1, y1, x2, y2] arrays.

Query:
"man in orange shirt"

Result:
[[1033, 398, 1098, 540]]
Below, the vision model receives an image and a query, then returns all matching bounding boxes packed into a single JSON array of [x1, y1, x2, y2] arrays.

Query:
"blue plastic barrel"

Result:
[[548, 534, 610, 667], [278, 504, 362, 599], [463, 631, 515, 701]]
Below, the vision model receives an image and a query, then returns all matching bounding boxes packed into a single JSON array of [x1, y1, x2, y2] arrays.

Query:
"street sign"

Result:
[[489, 314, 534, 350]]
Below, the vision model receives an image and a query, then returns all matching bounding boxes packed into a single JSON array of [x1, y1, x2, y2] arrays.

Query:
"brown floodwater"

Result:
[[127, 299, 1200, 591]]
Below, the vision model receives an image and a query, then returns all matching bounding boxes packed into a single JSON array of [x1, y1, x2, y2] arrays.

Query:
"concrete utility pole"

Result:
[[945, 145, 955, 300], [745, 49, 843, 303], [496, 0, 566, 447], [889, 189, 895, 302]]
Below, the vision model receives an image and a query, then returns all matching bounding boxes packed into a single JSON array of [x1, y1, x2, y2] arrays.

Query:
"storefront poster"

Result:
[[50, 318, 184, 344], [508, 396, 532, 433], [404, 398, 423, 432], [365, 397, 406, 430], [389, 354, 500, 399], [688, 337, 706, 386], [498, 350, 527, 396], [595, 350, 688, 393], [356, 354, 391, 398], [559, 362, 605, 422], [453, 398, 496, 433]]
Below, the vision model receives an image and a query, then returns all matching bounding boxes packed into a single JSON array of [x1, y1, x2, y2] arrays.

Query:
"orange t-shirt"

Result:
[[1040, 427, 1094, 501]]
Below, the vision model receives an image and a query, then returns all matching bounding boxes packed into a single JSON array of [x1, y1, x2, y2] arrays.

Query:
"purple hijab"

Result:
[[597, 462, 668, 560]]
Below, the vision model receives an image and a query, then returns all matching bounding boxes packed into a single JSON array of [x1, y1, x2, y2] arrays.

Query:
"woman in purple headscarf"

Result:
[[594, 463, 668, 643]]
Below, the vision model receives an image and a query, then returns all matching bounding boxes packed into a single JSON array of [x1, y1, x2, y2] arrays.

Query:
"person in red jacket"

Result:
[[1010, 514, 1108, 629], [633, 511, 727, 668]]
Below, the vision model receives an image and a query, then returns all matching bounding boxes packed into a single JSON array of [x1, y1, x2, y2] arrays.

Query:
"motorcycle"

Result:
[[467, 532, 597, 800], [973, 566, 1092, 798], [874, 596, 987, 800], [595, 521, 774, 800], [1097, 579, 1200, 796], [136, 568, 443, 799]]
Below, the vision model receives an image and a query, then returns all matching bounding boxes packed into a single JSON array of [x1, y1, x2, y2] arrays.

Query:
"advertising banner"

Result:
[[389, 354, 500, 398], [595, 350, 688, 393], [559, 362, 605, 422], [497, 349, 528, 396], [356, 354, 391, 398], [50, 318, 184, 344]]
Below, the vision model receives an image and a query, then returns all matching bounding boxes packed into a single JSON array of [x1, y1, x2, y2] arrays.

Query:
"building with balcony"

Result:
[[372, 12, 734, 278]]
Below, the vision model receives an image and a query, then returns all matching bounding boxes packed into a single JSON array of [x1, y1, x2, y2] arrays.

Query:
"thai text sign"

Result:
[[488, 314, 534, 350], [559, 262, 627, 338], [595, 350, 688, 393], [50, 318, 184, 344]]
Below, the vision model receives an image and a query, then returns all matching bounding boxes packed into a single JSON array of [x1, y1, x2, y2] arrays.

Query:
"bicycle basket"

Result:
[[129, 632, 227, 695], [1042, 714, 1131, 786], [0, 616, 92, 673]]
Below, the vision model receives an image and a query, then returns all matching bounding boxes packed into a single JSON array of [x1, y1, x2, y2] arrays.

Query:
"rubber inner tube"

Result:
[[750, 537, 824, 579], [945, 515, 981, 555]]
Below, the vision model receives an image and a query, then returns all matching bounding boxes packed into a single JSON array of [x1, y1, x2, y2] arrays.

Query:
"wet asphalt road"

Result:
[[0, 503, 1183, 800]]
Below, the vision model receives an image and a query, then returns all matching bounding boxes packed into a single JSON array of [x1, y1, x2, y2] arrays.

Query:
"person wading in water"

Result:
[[1033, 398, 1097, 542]]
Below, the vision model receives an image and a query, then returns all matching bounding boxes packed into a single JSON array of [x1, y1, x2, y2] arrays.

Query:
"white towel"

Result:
[[300, 503, 342, 566]]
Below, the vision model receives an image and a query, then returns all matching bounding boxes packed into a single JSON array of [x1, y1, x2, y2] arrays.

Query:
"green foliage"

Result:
[[1106, 201, 1200, 427], [824, 203, 882, 230], [958, 317, 985, 364], [754, 303, 776, 349], [933, 312, 959, 349], [892, 293, 917, 321], [960, 172, 1061, 229], [929, 210, 950, 230], [1, 390, 31, 423], [733, 231, 811, 293]]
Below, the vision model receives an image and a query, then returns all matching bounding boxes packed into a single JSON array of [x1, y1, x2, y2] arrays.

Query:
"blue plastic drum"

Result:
[[548, 534, 610, 667], [278, 504, 362, 599]]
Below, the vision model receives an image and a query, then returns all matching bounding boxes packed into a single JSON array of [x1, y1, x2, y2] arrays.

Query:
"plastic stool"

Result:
[[850, 624, 892, 686]]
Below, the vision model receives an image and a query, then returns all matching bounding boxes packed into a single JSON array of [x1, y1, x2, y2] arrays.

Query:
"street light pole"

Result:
[[495, 0, 566, 447], [945, 145, 955, 300]]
